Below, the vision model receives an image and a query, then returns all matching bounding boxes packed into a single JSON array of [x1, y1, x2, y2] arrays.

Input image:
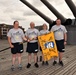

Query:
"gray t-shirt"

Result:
[[40, 30, 49, 35], [51, 25, 67, 40], [7, 28, 25, 43], [25, 28, 40, 43]]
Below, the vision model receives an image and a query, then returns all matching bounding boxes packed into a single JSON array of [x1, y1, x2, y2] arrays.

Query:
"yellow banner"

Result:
[[38, 32, 58, 61]]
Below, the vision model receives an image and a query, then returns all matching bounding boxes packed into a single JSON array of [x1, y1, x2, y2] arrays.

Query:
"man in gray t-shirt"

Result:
[[7, 21, 27, 70], [25, 28, 40, 43], [25, 22, 39, 68], [7, 28, 25, 43], [51, 19, 67, 66]]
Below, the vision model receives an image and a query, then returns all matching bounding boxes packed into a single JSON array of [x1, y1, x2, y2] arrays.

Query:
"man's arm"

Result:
[[22, 36, 27, 41], [8, 37, 14, 48], [64, 33, 67, 45]]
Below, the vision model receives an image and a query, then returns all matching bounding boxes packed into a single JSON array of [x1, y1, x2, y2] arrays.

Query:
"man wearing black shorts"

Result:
[[51, 19, 67, 66], [7, 21, 27, 70], [25, 22, 40, 68]]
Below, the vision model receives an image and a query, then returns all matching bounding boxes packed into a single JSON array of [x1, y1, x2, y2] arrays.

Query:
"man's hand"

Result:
[[10, 44, 14, 48], [33, 37, 37, 40], [28, 37, 37, 42], [64, 41, 67, 45]]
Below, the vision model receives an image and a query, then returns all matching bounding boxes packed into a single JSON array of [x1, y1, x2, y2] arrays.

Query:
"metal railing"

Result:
[[0, 41, 26, 52]]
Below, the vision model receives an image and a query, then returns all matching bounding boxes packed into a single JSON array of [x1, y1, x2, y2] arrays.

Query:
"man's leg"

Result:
[[27, 53, 31, 68], [59, 52, 63, 61], [42, 54, 49, 65], [17, 53, 22, 65], [59, 52, 64, 66], [12, 54, 16, 65], [17, 53, 22, 69], [11, 54, 16, 70], [34, 53, 37, 63], [53, 56, 57, 66], [28, 53, 31, 64], [40, 52, 45, 65], [34, 53, 39, 68]]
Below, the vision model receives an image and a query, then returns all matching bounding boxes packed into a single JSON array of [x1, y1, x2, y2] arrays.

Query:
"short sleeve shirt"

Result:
[[7, 28, 25, 43], [25, 28, 40, 43], [40, 30, 49, 35], [51, 25, 67, 40]]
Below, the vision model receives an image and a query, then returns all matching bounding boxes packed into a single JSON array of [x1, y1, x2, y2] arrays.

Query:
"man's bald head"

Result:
[[30, 22, 35, 29]]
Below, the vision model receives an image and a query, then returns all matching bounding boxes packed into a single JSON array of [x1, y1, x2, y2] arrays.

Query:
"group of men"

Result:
[[7, 19, 67, 71]]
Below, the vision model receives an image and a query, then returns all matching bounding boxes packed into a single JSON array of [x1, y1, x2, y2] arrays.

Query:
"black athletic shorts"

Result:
[[26, 42, 38, 53], [11, 42, 24, 54], [55, 39, 65, 52]]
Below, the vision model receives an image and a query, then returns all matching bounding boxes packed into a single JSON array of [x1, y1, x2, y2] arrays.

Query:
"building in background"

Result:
[[0, 24, 25, 39], [35, 25, 43, 31]]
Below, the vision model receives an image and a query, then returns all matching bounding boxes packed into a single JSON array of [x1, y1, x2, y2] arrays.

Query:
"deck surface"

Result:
[[0, 40, 76, 75]]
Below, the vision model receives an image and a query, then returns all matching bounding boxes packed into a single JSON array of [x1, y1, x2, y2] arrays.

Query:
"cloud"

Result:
[[32, 0, 43, 7], [0, 0, 76, 30], [48, 0, 63, 5], [9, 11, 27, 21], [23, 10, 36, 16], [12, 17, 26, 21]]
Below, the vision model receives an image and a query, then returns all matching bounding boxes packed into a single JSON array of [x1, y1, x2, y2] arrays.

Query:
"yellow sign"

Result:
[[38, 32, 58, 61]]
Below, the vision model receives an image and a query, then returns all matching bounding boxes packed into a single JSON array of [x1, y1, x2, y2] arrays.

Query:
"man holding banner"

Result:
[[39, 23, 49, 65], [51, 19, 67, 66], [38, 27, 58, 63]]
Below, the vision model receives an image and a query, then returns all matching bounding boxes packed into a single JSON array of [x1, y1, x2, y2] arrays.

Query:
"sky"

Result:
[[0, 0, 76, 30]]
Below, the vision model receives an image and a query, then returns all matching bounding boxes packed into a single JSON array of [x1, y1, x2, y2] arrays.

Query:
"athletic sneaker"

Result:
[[34, 63, 39, 68], [18, 64, 22, 70], [45, 61, 49, 65], [26, 63, 31, 68], [53, 61, 57, 66], [11, 65, 15, 71], [59, 61, 64, 66], [42, 61, 45, 65]]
